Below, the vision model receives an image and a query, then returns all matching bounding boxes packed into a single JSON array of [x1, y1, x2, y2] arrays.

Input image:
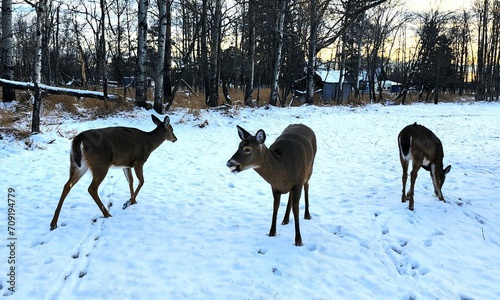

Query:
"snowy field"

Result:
[[0, 101, 499, 299]]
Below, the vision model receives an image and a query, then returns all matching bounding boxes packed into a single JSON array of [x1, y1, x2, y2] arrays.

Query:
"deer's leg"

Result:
[[303, 182, 311, 220], [281, 195, 292, 225], [130, 164, 145, 205], [269, 189, 281, 237], [123, 168, 134, 198], [429, 164, 445, 202], [87, 167, 112, 218], [122, 168, 136, 209], [400, 155, 409, 204], [408, 162, 422, 211], [291, 185, 303, 246], [50, 164, 87, 230]]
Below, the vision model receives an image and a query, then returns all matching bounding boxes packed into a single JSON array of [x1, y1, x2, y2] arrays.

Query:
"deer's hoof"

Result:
[[295, 241, 303, 247], [122, 200, 133, 209], [50, 224, 57, 231]]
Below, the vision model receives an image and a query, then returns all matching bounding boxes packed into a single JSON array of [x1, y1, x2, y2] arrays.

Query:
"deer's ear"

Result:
[[255, 129, 266, 144], [237, 125, 251, 140], [444, 165, 451, 175], [163, 116, 170, 125], [151, 114, 162, 125]]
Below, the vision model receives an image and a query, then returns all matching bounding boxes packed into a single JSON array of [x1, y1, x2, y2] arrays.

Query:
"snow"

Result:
[[1, 101, 499, 299]]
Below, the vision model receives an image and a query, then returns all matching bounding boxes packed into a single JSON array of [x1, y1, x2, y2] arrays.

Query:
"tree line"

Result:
[[1, 0, 499, 121]]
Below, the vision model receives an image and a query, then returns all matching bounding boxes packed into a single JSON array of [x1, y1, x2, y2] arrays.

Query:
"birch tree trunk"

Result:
[[154, 0, 167, 113], [136, 0, 149, 107], [1, 0, 15, 102], [100, 0, 108, 101], [269, 0, 286, 106], [32, 0, 49, 133]]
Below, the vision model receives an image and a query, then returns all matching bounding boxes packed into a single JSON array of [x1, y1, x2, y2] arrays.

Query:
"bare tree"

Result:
[[412, 10, 455, 104], [163, 0, 174, 111], [136, 0, 149, 107], [29, 0, 49, 133], [449, 9, 472, 95], [304, 0, 387, 105], [154, 0, 167, 113], [475, 0, 488, 101], [2, 0, 15, 102], [200, 0, 210, 105], [363, 1, 405, 103], [244, 0, 256, 105], [208, 0, 222, 107], [99, 0, 108, 100], [269, 0, 287, 106]]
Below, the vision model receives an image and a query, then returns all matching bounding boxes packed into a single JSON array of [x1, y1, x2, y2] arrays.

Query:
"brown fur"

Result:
[[398, 123, 451, 210], [50, 115, 177, 230], [227, 124, 317, 246]]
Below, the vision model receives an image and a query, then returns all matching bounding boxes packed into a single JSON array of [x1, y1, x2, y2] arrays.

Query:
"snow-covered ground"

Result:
[[0, 101, 499, 299]]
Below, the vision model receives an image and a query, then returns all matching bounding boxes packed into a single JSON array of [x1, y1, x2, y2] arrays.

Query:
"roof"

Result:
[[317, 69, 361, 84]]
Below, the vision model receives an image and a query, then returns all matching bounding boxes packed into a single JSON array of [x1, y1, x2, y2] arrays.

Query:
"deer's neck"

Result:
[[254, 145, 287, 187], [146, 128, 165, 151]]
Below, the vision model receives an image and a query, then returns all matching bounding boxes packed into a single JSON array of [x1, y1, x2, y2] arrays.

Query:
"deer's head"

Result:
[[226, 125, 266, 173]]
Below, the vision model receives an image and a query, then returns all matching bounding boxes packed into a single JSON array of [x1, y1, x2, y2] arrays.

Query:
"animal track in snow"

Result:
[[46, 210, 107, 299]]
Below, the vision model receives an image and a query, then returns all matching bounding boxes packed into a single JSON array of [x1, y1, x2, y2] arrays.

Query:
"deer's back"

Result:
[[76, 127, 150, 167], [399, 123, 443, 162], [270, 124, 317, 181]]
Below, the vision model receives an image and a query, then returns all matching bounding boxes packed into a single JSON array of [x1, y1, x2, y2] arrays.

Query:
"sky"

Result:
[[407, 0, 474, 12]]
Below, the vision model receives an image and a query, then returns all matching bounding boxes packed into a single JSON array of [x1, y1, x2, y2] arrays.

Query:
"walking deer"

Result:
[[227, 124, 317, 246], [398, 123, 451, 210], [50, 115, 177, 230]]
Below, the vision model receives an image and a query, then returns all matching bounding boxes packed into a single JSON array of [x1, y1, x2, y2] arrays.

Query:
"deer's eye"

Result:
[[244, 147, 251, 153]]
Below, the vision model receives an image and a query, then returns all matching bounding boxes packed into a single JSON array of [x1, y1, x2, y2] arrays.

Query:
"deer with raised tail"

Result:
[[50, 115, 177, 230], [398, 122, 451, 210], [227, 124, 317, 246]]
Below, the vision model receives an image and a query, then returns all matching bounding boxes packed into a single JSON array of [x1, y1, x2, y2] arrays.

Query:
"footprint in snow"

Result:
[[272, 267, 282, 276], [30, 239, 46, 248], [381, 225, 389, 235]]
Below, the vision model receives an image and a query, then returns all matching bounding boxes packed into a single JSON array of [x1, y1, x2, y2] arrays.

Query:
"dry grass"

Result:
[[0, 85, 475, 142], [0, 89, 136, 141]]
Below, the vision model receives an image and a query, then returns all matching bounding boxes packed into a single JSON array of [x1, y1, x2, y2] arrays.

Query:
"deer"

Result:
[[226, 124, 317, 246], [50, 115, 177, 230], [398, 122, 451, 210]]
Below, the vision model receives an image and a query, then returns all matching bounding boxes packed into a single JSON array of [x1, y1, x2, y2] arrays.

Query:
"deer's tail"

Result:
[[399, 134, 412, 158], [71, 135, 84, 168]]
